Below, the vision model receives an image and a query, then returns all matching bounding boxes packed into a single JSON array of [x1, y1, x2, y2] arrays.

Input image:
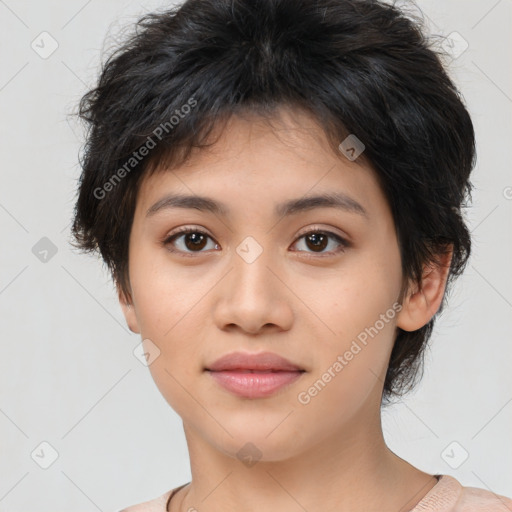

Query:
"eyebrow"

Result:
[[146, 191, 368, 219]]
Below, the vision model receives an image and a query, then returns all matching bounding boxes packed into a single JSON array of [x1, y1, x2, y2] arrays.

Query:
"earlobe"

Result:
[[117, 283, 141, 334], [396, 248, 453, 332]]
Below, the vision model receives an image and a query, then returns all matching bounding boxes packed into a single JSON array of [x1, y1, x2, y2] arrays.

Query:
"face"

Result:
[[119, 107, 412, 461]]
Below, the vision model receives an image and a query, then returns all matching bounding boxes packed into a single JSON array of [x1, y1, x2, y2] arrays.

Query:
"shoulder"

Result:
[[118, 488, 175, 512], [413, 474, 512, 512], [455, 481, 512, 511]]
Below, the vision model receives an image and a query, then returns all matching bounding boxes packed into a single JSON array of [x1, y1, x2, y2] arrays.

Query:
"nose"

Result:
[[212, 242, 294, 335]]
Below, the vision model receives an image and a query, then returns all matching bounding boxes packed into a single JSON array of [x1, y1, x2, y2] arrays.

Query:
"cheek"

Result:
[[298, 254, 401, 343], [129, 245, 202, 338], [295, 250, 402, 390], [129, 249, 215, 383], [295, 310, 398, 427]]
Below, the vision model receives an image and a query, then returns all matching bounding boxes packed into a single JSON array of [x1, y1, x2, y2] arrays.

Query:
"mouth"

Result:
[[204, 351, 306, 399], [209, 369, 303, 373]]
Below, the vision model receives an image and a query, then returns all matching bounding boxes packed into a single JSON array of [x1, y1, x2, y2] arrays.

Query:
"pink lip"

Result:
[[205, 351, 305, 398]]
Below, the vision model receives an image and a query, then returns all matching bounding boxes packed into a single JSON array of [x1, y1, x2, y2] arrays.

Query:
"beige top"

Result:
[[119, 474, 512, 511]]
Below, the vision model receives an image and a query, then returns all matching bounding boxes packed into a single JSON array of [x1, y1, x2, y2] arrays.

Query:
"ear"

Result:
[[117, 282, 141, 334], [396, 246, 453, 332]]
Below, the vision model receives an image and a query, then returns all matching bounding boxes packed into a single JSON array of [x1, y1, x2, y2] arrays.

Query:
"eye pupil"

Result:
[[306, 233, 328, 252], [185, 232, 207, 251]]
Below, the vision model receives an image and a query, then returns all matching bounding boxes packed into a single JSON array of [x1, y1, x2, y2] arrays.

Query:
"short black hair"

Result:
[[71, 0, 476, 405]]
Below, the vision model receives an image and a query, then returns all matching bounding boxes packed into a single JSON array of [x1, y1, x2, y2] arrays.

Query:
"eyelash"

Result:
[[162, 226, 349, 258]]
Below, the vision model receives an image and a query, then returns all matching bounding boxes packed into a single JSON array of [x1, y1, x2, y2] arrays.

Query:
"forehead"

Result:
[[135, 108, 388, 224]]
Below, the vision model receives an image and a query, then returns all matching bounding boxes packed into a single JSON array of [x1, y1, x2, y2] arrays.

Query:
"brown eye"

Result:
[[163, 228, 218, 254], [304, 232, 329, 252], [291, 230, 348, 256], [181, 232, 208, 251]]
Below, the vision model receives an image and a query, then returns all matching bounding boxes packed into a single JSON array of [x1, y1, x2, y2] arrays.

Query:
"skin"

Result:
[[118, 107, 452, 512]]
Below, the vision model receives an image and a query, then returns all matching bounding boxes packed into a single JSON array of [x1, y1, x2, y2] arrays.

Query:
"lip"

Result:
[[205, 351, 305, 399], [205, 351, 304, 372]]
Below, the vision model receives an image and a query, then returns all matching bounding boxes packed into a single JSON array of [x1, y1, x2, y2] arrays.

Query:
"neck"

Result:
[[173, 402, 437, 512]]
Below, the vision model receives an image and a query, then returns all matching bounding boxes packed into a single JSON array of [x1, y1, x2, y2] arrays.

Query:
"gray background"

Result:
[[0, 0, 511, 510]]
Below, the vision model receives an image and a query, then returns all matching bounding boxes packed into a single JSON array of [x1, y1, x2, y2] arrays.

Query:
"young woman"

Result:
[[71, 0, 512, 510]]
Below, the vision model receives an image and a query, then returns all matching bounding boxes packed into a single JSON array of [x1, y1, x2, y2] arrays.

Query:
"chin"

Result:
[[205, 419, 309, 462]]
